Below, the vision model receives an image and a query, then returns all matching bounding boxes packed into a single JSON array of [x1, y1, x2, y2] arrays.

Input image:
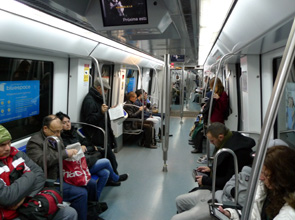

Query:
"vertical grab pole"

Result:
[[211, 148, 239, 207], [43, 136, 63, 198], [180, 64, 184, 123], [163, 54, 171, 172], [242, 18, 295, 220], [90, 56, 108, 158]]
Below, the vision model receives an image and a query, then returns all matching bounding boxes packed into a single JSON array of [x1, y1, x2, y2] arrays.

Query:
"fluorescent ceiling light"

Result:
[[0, 0, 164, 66], [198, 0, 233, 65]]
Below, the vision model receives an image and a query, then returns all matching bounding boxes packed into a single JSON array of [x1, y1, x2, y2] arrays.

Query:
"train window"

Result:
[[101, 64, 113, 107], [125, 69, 138, 96], [273, 57, 295, 148], [0, 57, 53, 141]]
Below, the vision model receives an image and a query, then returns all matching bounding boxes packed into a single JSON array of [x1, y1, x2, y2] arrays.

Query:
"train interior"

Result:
[[1, 0, 295, 219]]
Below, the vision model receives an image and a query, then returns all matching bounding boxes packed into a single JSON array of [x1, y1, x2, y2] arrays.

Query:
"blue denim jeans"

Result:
[[62, 182, 88, 220], [89, 158, 119, 200]]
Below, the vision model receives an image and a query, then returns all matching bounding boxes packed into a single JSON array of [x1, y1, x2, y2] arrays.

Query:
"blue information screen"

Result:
[[0, 81, 40, 123]]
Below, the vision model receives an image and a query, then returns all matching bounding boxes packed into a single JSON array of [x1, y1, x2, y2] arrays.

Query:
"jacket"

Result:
[[210, 91, 229, 124], [215, 166, 252, 207], [26, 130, 68, 180], [81, 87, 116, 148], [201, 131, 255, 190], [123, 99, 145, 130], [0, 147, 45, 220], [227, 181, 295, 220]]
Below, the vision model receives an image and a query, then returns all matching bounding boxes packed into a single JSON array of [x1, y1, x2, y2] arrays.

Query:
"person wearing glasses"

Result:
[[219, 145, 295, 220], [26, 115, 89, 220]]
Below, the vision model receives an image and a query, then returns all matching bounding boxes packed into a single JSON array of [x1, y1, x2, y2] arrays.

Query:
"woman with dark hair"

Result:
[[219, 145, 295, 219], [55, 112, 128, 202]]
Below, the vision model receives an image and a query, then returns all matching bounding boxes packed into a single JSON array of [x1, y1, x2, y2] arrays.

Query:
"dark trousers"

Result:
[[193, 129, 204, 152], [136, 120, 154, 147]]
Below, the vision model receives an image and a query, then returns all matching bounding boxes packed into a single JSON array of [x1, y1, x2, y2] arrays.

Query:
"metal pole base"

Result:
[[162, 164, 168, 172]]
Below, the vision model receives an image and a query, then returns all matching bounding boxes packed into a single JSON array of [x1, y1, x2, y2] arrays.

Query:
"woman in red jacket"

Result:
[[208, 77, 229, 124]]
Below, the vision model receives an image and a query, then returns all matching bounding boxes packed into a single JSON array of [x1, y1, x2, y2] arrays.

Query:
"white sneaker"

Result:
[[197, 155, 207, 164]]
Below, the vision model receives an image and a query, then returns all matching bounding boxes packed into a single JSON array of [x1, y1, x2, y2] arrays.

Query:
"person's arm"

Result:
[[0, 172, 36, 207], [18, 151, 45, 197]]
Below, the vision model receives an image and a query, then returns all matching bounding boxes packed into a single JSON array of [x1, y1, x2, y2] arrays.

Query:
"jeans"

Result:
[[62, 181, 88, 220], [89, 158, 119, 199]]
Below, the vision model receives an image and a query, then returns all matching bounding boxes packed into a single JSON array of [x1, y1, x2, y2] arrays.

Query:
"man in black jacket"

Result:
[[195, 122, 255, 190], [81, 78, 119, 174]]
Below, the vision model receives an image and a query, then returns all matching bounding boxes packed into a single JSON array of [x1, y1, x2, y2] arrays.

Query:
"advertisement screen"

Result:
[[0, 81, 40, 124], [100, 0, 148, 26]]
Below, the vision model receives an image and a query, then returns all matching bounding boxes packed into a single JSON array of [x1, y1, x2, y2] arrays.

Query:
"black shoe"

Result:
[[188, 141, 195, 145], [106, 180, 121, 186], [97, 216, 105, 220], [118, 173, 129, 182], [96, 202, 108, 214], [191, 149, 202, 154]]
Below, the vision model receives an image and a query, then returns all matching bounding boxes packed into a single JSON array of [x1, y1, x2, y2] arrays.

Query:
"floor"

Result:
[[100, 116, 206, 220]]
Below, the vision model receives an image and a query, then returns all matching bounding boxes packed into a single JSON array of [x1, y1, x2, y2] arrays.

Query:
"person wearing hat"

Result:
[[81, 77, 120, 179], [0, 125, 78, 220]]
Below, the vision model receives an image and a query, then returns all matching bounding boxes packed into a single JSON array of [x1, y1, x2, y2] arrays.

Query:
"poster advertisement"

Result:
[[0, 81, 40, 123], [286, 82, 295, 129]]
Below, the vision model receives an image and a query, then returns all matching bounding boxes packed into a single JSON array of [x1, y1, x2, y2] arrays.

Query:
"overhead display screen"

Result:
[[0, 81, 40, 124], [100, 0, 148, 26], [171, 55, 185, 63]]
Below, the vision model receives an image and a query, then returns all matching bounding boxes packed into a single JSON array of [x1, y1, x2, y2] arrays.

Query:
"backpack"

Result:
[[17, 187, 62, 220]]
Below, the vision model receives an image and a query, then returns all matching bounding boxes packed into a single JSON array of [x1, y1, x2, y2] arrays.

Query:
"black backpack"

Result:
[[17, 187, 62, 220]]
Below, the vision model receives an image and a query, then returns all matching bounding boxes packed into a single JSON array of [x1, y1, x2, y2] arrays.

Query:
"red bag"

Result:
[[17, 187, 62, 220], [63, 143, 91, 186]]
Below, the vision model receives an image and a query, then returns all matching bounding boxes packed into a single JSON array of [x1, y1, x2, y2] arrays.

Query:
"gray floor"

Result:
[[100, 116, 205, 220]]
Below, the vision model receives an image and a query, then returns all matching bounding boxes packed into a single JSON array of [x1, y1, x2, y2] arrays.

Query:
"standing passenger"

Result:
[[81, 78, 119, 174]]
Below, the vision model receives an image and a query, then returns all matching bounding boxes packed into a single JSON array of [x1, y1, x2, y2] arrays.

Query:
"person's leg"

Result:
[[90, 158, 120, 181], [106, 143, 118, 174], [142, 122, 152, 147], [146, 117, 160, 138], [53, 206, 78, 220], [62, 182, 88, 220], [94, 169, 110, 200], [175, 190, 211, 213]]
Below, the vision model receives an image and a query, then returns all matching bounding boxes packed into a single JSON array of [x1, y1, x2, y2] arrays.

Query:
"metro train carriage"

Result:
[[1, 0, 295, 219]]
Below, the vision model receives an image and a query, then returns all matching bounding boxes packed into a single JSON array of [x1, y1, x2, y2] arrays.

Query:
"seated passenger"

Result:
[[81, 77, 119, 174], [191, 122, 255, 191], [171, 139, 288, 220], [219, 145, 295, 220], [26, 115, 88, 220], [0, 125, 77, 220], [134, 89, 161, 142], [123, 91, 157, 149], [56, 111, 129, 201]]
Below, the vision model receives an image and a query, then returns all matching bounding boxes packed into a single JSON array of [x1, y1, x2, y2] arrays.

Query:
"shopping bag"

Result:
[[63, 142, 91, 186]]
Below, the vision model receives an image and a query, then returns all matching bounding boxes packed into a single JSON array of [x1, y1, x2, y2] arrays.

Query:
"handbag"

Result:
[[63, 143, 91, 186], [85, 150, 102, 168]]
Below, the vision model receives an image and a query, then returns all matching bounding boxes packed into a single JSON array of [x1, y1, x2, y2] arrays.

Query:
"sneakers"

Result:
[[197, 155, 208, 164], [118, 173, 129, 182], [106, 180, 121, 186], [148, 144, 157, 149]]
